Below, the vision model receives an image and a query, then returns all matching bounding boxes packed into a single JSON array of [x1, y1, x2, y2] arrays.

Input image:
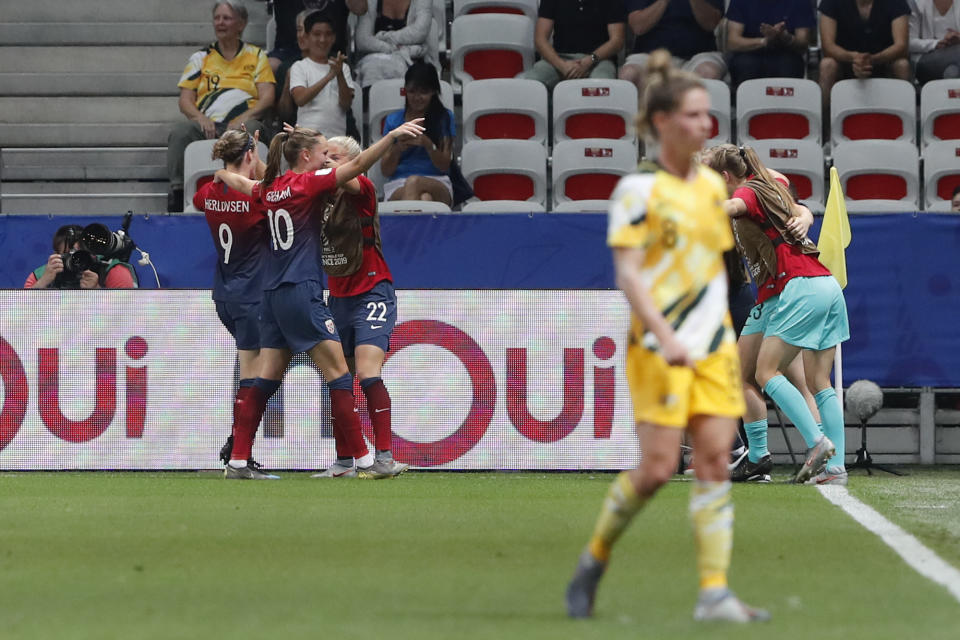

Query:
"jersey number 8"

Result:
[[267, 208, 294, 251]]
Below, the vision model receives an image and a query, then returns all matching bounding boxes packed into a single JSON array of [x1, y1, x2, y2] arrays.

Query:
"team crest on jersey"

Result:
[[325, 319, 336, 334]]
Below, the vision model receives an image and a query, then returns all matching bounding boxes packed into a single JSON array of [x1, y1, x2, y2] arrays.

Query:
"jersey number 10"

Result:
[[267, 209, 294, 251]]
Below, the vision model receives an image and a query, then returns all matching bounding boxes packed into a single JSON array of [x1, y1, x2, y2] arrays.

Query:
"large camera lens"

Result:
[[63, 249, 97, 273], [81, 223, 116, 254]]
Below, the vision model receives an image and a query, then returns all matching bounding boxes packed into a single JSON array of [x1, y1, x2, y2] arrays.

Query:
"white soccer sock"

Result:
[[356, 452, 375, 468]]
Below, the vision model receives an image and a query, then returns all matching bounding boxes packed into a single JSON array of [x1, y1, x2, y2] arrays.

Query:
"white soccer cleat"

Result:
[[694, 589, 771, 623], [805, 466, 848, 486]]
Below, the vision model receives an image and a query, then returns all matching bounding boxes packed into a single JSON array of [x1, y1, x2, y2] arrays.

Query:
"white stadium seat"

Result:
[[462, 78, 548, 145], [450, 14, 535, 88], [453, 0, 538, 20], [748, 138, 825, 212], [552, 79, 638, 145], [922, 141, 960, 211], [460, 139, 548, 206], [702, 78, 732, 146], [551, 138, 637, 209], [920, 79, 960, 148], [832, 140, 919, 213], [831, 78, 916, 147], [736, 78, 822, 145]]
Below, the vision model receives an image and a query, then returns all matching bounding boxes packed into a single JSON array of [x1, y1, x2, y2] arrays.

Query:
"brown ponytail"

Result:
[[638, 49, 704, 140], [704, 143, 795, 224], [261, 126, 323, 189]]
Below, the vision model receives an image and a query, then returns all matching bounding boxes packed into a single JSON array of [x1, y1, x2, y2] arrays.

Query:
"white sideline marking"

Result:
[[818, 485, 960, 603]]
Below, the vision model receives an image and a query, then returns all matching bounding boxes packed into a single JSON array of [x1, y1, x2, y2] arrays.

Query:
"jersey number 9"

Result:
[[218, 223, 233, 264]]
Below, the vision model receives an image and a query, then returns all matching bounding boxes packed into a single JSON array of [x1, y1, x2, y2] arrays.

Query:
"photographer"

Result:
[[25, 224, 138, 289]]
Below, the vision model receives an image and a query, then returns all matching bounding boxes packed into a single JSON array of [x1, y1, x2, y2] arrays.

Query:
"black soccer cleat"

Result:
[[219, 435, 234, 465], [731, 454, 773, 483]]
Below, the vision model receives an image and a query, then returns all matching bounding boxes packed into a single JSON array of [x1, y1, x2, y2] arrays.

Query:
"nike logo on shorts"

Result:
[[370, 324, 384, 329]]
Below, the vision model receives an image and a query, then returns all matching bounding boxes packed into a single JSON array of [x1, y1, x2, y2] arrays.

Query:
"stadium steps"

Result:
[[0, 46, 193, 96], [0, 0, 267, 214], [0, 0, 268, 46], [1, 148, 167, 181], [1, 181, 167, 215], [0, 97, 180, 148]]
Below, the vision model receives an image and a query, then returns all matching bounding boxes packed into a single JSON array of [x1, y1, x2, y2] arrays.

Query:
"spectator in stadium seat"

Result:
[[354, 0, 434, 88], [523, 0, 628, 90], [725, 0, 815, 87], [25, 225, 137, 289], [818, 0, 912, 117], [275, 9, 314, 127], [952, 184, 960, 211], [289, 12, 357, 136], [908, 0, 960, 84], [619, 1, 727, 93], [269, 2, 367, 128], [380, 62, 455, 205], [268, 0, 367, 73], [167, 1, 275, 213]]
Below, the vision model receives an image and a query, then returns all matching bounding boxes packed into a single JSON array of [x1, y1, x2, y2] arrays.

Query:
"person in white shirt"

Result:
[[289, 11, 356, 135], [908, 0, 960, 82]]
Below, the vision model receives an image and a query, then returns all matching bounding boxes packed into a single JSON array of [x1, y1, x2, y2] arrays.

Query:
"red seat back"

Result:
[[473, 174, 534, 201], [474, 113, 536, 140], [464, 50, 524, 80], [846, 174, 907, 200], [564, 174, 620, 200]]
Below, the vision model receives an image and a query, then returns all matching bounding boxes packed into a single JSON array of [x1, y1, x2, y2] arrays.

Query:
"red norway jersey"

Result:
[[195, 180, 268, 303], [326, 174, 393, 298], [252, 167, 339, 290], [733, 183, 831, 304]]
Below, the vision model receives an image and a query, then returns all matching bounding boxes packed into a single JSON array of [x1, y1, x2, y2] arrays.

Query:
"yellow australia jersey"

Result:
[[607, 163, 735, 361], [178, 42, 275, 122]]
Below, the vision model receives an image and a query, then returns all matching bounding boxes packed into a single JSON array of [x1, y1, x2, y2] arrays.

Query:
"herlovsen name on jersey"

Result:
[[204, 199, 250, 213]]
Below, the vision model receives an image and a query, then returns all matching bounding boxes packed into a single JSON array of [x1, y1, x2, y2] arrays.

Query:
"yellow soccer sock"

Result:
[[587, 471, 647, 564], [690, 480, 733, 591]]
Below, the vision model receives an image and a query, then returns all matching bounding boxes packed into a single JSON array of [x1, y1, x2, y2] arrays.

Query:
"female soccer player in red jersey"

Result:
[[194, 129, 279, 477], [311, 136, 407, 477], [705, 144, 849, 486], [214, 118, 424, 480]]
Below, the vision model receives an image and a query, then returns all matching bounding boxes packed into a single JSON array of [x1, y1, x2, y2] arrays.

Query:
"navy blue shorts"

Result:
[[260, 280, 341, 354], [215, 300, 260, 351], [327, 280, 397, 357]]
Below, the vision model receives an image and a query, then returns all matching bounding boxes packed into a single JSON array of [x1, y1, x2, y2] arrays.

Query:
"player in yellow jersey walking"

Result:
[[565, 49, 769, 623]]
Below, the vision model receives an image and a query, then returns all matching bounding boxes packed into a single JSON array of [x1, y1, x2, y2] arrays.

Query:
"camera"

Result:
[[81, 217, 136, 264], [51, 214, 138, 289]]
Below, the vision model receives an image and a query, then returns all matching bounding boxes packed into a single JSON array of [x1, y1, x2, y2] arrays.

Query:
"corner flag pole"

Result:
[[818, 167, 851, 402]]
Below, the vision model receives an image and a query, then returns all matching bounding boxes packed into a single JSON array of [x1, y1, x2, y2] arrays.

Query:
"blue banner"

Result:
[[2, 212, 958, 387]]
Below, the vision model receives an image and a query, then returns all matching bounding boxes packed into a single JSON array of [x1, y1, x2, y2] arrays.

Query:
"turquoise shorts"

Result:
[[740, 295, 778, 337], [763, 276, 850, 350]]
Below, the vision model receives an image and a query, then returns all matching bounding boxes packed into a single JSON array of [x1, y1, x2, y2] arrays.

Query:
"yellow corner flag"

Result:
[[818, 166, 852, 289]]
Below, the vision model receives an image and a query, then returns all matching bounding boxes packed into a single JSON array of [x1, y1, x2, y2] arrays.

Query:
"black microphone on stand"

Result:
[[846, 380, 904, 476]]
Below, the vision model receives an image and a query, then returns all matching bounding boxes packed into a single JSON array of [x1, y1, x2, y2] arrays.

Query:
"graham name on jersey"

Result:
[[265, 186, 292, 203], [204, 198, 251, 213]]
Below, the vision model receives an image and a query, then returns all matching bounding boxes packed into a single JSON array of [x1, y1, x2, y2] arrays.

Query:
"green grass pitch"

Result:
[[1, 469, 959, 639]]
